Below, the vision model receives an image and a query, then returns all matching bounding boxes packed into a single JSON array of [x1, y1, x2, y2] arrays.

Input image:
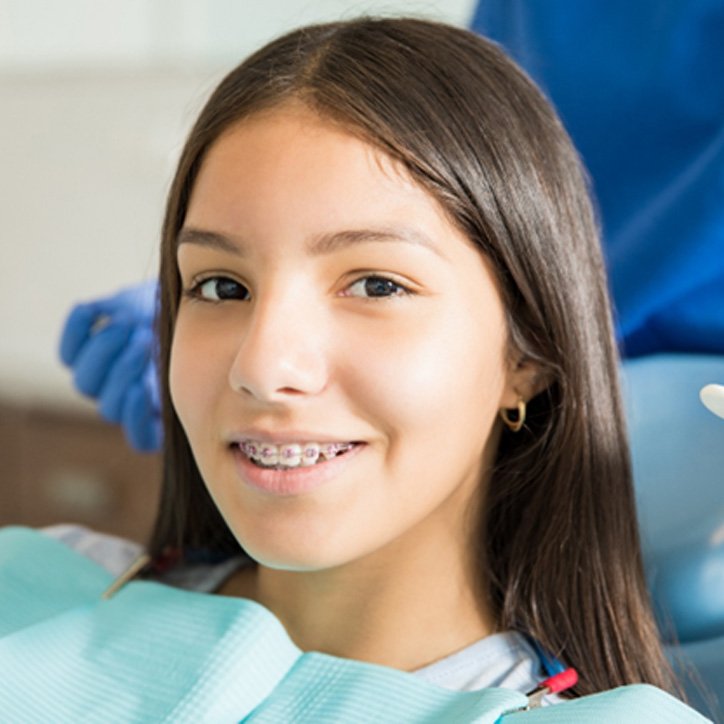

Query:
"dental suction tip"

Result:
[[700, 384, 724, 419]]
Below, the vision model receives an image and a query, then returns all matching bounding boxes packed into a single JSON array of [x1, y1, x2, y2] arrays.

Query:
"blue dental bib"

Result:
[[0, 528, 708, 722]]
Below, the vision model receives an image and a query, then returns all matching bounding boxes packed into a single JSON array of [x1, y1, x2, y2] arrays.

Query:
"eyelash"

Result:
[[183, 277, 249, 303], [183, 274, 414, 303], [343, 275, 413, 300]]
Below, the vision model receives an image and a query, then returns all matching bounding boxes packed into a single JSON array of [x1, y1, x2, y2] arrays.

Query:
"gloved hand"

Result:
[[59, 280, 162, 452]]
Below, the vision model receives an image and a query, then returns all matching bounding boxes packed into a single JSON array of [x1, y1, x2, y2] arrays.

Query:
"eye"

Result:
[[345, 275, 412, 299], [189, 276, 249, 302]]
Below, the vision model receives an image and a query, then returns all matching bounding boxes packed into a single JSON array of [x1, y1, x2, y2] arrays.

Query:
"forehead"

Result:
[[181, 103, 486, 272], [189, 105, 424, 217]]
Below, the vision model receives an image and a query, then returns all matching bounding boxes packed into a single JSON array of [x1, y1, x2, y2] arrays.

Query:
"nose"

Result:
[[228, 285, 328, 402]]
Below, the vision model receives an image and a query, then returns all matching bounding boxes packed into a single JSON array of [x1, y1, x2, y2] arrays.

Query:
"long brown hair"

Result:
[[150, 17, 678, 697]]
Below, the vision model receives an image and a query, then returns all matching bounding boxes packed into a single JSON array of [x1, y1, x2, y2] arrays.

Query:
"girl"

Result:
[[32, 15, 701, 716], [153, 14, 676, 697]]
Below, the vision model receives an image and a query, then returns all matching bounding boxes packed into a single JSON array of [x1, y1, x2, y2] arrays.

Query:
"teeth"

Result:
[[301, 443, 320, 466], [321, 443, 341, 460], [240, 440, 354, 468], [259, 445, 279, 466], [279, 444, 302, 467]]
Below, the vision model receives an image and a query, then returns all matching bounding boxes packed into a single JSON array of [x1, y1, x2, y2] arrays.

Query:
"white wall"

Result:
[[0, 0, 475, 405]]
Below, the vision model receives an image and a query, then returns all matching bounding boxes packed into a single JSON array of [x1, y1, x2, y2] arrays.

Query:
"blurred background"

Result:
[[0, 0, 474, 541]]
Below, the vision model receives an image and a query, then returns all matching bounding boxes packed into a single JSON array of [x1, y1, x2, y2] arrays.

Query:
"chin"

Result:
[[243, 545, 349, 573], [231, 523, 353, 572]]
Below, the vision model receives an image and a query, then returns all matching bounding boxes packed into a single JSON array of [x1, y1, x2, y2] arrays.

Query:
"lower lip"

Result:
[[232, 443, 365, 496]]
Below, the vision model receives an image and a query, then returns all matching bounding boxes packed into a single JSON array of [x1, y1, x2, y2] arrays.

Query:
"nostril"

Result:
[[226, 326, 328, 400]]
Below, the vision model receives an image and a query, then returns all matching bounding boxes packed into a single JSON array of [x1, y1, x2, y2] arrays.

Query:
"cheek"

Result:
[[169, 327, 197, 436], [168, 315, 225, 438], [340, 303, 507, 448]]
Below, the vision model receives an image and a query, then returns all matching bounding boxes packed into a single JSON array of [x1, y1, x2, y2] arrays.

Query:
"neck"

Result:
[[221, 520, 497, 671]]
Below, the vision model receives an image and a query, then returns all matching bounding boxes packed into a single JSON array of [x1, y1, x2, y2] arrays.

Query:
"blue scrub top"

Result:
[[471, 0, 724, 357]]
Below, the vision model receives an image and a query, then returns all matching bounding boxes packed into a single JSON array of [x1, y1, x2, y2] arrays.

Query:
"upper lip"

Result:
[[228, 429, 363, 445]]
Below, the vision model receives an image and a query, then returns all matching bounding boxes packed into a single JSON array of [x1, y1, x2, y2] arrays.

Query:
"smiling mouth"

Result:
[[234, 441, 362, 470]]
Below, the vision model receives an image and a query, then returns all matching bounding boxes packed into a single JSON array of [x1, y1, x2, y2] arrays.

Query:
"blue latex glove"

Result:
[[59, 281, 161, 452]]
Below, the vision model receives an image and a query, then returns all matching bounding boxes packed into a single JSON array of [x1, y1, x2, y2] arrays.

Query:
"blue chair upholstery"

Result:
[[621, 354, 724, 718]]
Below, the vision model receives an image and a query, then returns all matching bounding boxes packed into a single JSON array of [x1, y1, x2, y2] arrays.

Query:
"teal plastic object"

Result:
[[0, 528, 708, 723]]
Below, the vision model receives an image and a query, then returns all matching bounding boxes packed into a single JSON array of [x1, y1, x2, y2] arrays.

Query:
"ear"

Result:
[[499, 355, 552, 409]]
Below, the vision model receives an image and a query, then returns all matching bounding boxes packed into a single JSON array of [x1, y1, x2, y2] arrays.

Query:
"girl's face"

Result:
[[171, 104, 528, 571]]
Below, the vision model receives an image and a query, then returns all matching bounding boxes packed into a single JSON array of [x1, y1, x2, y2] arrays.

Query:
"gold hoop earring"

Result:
[[500, 398, 526, 432]]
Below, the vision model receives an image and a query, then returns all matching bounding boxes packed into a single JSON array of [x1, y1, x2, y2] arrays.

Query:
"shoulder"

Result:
[[502, 685, 711, 722]]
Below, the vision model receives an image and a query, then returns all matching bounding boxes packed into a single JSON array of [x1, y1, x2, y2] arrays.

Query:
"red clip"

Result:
[[525, 668, 578, 708], [538, 668, 578, 694]]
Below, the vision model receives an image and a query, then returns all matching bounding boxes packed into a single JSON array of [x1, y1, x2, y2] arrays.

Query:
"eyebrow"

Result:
[[177, 228, 239, 254], [176, 225, 443, 258]]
